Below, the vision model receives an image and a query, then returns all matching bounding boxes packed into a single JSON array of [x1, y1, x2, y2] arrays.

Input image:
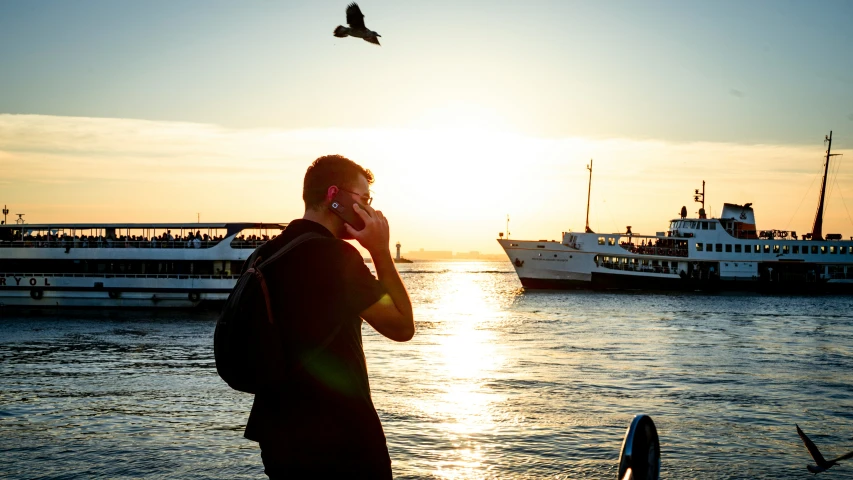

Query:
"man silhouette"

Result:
[[243, 154, 414, 478]]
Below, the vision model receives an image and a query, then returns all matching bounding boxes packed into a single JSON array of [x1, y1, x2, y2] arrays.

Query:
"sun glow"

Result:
[[4, 114, 851, 255]]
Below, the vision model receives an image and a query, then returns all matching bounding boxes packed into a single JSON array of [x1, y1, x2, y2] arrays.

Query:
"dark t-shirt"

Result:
[[243, 219, 388, 469]]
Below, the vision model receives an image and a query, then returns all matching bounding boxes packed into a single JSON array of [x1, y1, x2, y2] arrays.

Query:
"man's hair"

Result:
[[303, 154, 374, 209]]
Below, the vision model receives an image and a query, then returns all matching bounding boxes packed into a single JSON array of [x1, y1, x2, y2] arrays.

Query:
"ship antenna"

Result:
[[811, 131, 840, 241], [694, 180, 705, 210], [585, 159, 593, 233]]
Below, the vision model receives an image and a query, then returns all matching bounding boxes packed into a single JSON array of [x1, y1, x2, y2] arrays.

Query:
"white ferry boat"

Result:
[[0, 222, 286, 308], [498, 132, 853, 293]]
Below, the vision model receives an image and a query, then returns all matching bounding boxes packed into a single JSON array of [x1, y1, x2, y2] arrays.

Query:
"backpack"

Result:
[[214, 232, 323, 394]]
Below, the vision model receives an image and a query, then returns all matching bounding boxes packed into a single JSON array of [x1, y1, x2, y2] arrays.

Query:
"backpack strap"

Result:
[[258, 232, 325, 271], [249, 231, 348, 383], [248, 232, 324, 325]]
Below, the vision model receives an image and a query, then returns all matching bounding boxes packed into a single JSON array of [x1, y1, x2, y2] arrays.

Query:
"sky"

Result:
[[2, 0, 853, 254]]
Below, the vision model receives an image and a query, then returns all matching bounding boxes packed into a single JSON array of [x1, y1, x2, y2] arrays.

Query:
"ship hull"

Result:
[[0, 290, 227, 309], [0, 275, 233, 308]]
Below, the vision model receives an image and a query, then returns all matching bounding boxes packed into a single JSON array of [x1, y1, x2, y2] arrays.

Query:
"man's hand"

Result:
[[345, 203, 390, 255], [346, 203, 415, 342]]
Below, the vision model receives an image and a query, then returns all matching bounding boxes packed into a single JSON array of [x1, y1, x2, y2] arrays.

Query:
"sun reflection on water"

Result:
[[410, 263, 510, 478]]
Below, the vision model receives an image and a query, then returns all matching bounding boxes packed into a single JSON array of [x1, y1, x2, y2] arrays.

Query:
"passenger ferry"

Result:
[[0, 222, 286, 308], [498, 131, 853, 292]]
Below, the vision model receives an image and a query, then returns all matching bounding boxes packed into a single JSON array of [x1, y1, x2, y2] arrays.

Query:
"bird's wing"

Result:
[[797, 424, 828, 465], [346, 3, 366, 30], [363, 36, 380, 46], [828, 450, 853, 463]]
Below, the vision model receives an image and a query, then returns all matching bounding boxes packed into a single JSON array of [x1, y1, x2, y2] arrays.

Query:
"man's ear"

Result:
[[325, 185, 339, 203]]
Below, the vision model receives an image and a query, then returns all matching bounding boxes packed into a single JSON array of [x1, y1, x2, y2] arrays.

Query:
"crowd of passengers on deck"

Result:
[[619, 238, 689, 257], [0, 230, 278, 248]]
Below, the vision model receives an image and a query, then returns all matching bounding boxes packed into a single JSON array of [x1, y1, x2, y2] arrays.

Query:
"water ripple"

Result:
[[1, 262, 852, 478]]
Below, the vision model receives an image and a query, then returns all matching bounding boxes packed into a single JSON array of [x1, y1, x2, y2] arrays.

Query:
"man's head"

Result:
[[303, 154, 374, 211], [302, 155, 374, 238]]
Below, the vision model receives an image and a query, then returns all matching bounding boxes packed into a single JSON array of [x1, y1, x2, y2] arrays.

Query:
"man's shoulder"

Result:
[[262, 222, 360, 267], [285, 220, 362, 255], [306, 237, 364, 267]]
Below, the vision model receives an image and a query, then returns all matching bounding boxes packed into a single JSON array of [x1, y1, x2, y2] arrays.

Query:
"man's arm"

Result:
[[346, 204, 415, 342]]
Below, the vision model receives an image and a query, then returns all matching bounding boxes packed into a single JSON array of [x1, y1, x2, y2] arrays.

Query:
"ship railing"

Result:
[[0, 238, 275, 249], [599, 261, 676, 275], [619, 243, 689, 257], [0, 239, 232, 249], [1, 272, 241, 280], [228, 239, 270, 249]]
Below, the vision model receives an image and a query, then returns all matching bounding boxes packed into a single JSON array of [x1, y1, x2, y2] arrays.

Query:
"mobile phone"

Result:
[[329, 189, 366, 231]]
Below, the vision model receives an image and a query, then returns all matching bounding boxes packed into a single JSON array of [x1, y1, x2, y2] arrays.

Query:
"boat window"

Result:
[[598, 237, 605, 245], [537, 245, 545, 248], [735, 244, 742, 253], [716, 243, 723, 252], [830, 245, 837, 254], [792, 245, 799, 254], [695, 243, 703, 251], [783, 245, 789, 254], [701, 222, 708, 230], [811, 245, 818, 254], [725, 244, 732, 252], [608, 238, 615, 246], [821, 245, 827, 254], [841, 246, 847, 254], [773, 245, 780, 254], [510, 243, 519, 247], [763, 245, 769, 253]]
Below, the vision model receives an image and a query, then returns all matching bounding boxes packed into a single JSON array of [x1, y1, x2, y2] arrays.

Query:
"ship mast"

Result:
[[585, 159, 593, 233], [811, 131, 840, 240]]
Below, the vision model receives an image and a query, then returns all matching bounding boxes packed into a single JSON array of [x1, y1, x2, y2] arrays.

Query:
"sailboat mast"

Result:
[[811, 131, 838, 240], [585, 159, 593, 233]]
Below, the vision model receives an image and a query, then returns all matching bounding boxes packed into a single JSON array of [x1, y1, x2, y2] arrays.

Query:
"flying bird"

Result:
[[333, 3, 381, 46], [796, 424, 853, 474]]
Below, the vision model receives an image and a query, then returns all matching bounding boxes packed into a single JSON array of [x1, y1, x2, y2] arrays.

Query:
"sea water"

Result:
[[1, 262, 852, 479]]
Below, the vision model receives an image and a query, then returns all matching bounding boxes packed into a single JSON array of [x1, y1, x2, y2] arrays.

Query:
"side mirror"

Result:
[[618, 414, 660, 480]]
